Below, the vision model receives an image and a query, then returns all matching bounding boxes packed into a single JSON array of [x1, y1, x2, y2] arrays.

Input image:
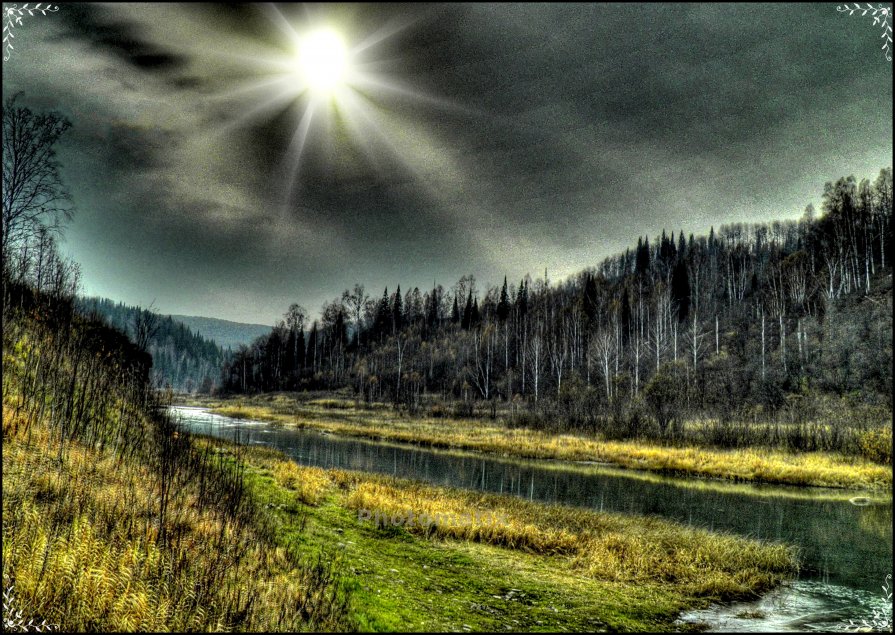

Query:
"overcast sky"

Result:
[[3, 3, 891, 324]]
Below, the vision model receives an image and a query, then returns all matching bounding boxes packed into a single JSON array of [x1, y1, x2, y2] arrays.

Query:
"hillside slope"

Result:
[[3, 281, 349, 631]]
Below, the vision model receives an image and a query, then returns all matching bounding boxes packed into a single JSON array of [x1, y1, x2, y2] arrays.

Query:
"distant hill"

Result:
[[168, 315, 271, 351], [75, 298, 272, 391], [77, 297, 226, 393]]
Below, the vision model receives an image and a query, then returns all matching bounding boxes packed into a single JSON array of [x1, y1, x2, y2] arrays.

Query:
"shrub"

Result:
[[643, 363, 687, 436], [858, 427, 893, 464]]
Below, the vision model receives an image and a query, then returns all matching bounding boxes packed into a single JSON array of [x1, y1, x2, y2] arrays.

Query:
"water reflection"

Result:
[[172, 406, 892, 594]]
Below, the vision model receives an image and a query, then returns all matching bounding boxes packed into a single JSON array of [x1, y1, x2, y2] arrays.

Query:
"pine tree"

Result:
[[392, 285, 403, 334], [462, 290, 473, 330], [497, 276, 510, 322]]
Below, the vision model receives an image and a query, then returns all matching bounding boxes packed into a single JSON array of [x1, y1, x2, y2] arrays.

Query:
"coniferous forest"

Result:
[[221, 169, 892, 455], [76, 297, 226, 393]]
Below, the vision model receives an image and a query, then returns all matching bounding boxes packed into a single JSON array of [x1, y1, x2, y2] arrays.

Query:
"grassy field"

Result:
[[222, 438, 799, 632], [196, 394, 892, 490], [0, 299, 799, 632], [1, 402, 352, 632], [2, 396, 800, 633]]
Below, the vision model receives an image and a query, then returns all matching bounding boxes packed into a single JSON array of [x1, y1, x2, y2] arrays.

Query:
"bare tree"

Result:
[[342, 285, 367, 347], [2, 93, 73, 261], [133, 303, 160, 352], [527, 326, 543, 403], [547, 318, 569, 397], [686, 312, 706, 371], [590, 329, 615, 401], [470, 323, 495, 400], [284, 303, 307, 333]]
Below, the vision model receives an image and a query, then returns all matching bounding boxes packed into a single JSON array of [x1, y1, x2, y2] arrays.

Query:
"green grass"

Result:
[[198, 395, 892, 490], [226, 438, 799, 632]]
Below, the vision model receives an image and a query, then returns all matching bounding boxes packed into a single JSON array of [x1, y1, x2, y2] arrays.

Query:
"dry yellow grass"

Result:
[[272, 462, 333, 505], [220, 442, 797, 603], [337, 474, 796, 598], [3, 401, 348, 632], [208, 401, 892, 490], [213, 437, 802, 629], [233, 444, 336, 505]]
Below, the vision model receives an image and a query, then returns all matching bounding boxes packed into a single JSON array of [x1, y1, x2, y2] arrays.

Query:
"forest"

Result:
[[221, 168, 893, 451], [76, 297, 226, 393]]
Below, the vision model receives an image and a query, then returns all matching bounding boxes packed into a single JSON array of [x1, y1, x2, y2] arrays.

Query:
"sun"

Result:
[[217, 6, 451, 211], [294, 28, 350, 97]]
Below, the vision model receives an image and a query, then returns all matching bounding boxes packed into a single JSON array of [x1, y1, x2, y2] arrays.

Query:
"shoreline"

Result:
[[175, 396, 893, 491], [200, 433, 801, 632]]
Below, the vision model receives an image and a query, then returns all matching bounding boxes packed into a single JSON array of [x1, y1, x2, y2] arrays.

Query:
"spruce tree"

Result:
[[516, 280, 528, 318], [375, 288, 390, 340], [497, 276, 510, 322], [462, 290, 473, 330], [392, 285, 403, 334], [582, 273, 598, 322], [427, 284, 439, 329], [671, 260, 690, 322]]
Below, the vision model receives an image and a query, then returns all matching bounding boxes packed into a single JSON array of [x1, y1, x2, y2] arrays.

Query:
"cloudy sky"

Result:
[[3, 2, 891, 324]]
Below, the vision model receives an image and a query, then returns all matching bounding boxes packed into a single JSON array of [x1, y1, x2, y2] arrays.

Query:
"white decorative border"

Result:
[[3, 3, 59, 62], [3, 581, 57, 633], [837, 3, 893, 61]]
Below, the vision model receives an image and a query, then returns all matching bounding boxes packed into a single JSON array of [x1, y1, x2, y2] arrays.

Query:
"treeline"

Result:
[[222, 169, 893, 440], [77, 296, 226, 393]]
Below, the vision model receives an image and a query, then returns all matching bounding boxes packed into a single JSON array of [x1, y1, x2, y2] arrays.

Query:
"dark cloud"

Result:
[[2, 2, 890, 323], [58, 3, 189, 72], [166, 75, 206, 90]]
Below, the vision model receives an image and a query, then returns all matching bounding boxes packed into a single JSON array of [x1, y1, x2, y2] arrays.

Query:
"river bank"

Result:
[[184, 394, 892, 490], [197, 432, 798, 631]]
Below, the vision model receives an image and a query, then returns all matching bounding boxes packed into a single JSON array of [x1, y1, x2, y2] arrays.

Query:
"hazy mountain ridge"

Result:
[[76, 298, 227, 393], [168, 315, 272, 351]]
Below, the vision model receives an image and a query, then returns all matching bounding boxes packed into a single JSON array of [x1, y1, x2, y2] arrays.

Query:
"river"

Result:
[[171, 405, 893, 632]]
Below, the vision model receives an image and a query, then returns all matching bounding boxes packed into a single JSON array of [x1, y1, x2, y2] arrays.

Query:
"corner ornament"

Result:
[[837, 3, 893, 61], [3, 3, 60, 62]]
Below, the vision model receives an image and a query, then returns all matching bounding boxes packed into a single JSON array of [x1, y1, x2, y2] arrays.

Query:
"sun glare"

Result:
[[295, 29, 349, 96], [223, 6, 448, 211]]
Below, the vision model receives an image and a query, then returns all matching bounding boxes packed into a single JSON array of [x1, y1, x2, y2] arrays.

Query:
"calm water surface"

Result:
[[171, 405, 892, 631]]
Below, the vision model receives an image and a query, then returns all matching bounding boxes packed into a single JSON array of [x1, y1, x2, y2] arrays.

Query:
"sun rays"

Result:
[[204, 4, 466, 216]]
